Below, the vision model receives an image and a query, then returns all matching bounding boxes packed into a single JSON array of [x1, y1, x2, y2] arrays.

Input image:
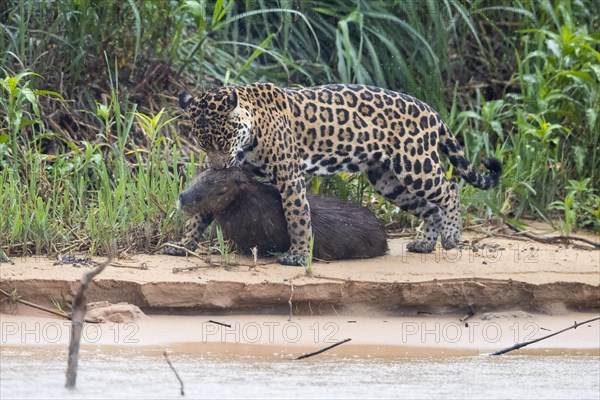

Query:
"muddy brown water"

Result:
[[1, 345, 599, 399]]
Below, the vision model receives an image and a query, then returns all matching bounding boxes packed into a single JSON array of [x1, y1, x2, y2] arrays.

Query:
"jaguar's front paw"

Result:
[[406, 239, 436, 253], [277, 252, 307, 267]]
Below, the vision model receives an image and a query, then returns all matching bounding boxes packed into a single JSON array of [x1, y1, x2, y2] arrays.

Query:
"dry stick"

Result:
[[490, 316, 600, 356], [65, 256, 112, 389], [173, 264, 216, 273], [153, 243, 209, 259], [313, 275, 352, 282], [1, 241, 35, 250], [0, 289, 100, 324], [505, 222, 600, 249], [208, 319, 231, 328], [110, 261, 149, 270], [386, 232, 414, 238], [163, 351, 185, 396], [159, 243, 274, 271], [296, 338, 352, 360], [237, 260, 274, 268], [0, 288, 70, 319], [494, 232, 592, 250], [216, 258, 273, 268]]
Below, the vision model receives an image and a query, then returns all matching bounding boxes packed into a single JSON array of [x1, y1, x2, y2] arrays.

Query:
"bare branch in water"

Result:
[[164, 351, 185, 396], [491, 317, 600, 356], [65, 256, 112, 389], [296, 338, 352, 360]]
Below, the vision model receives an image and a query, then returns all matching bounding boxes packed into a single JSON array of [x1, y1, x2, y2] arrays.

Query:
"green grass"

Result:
[[213, 225, 235, 266], [1, 0, 599, 258], [0, 69, 197, 255], [453, 1, 600, 232]]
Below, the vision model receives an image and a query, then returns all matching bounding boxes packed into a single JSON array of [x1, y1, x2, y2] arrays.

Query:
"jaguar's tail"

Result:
[[438, 122, 502, 190]]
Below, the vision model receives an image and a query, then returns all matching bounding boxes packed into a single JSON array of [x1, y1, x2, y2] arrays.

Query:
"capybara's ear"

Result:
[[179, 92, 193, 109], [234, 169, 243, 185]]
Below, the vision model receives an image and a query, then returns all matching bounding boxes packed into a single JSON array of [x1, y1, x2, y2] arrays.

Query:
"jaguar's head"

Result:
[[179, 87, 239, 157]]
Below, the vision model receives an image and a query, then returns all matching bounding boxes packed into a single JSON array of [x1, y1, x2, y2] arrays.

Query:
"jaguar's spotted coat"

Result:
[[179, 83, 502, 266]]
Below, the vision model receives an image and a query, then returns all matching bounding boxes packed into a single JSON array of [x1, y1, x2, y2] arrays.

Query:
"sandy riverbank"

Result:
[[1, 307, 599, 357], [1, 229, 598, 315]]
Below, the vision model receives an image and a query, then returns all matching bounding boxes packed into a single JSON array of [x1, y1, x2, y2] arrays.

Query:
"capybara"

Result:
[[166, 167, 388, 261]]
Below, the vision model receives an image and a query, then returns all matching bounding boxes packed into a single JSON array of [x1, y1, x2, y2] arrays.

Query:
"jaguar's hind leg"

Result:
[[367, 164, 442, 253], [163, 213, 214, 256], [403, 197, 444, 253], [439, 181, 462, 250]]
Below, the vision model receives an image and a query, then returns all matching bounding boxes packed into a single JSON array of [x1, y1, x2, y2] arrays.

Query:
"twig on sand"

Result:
[[0, 288, 70, 319], [163, 351, 185, 396], [490, 316, 600, 356], [386, 232, 414, 239], [208, 320, 231, 328], [296, 338, 352, 360], [172, 264, 216, 273], [169, 250, 274, 272], [65, 256, 112, 389], [0, 288, 100, 324], [110, 260, 149, 270], [312, 275, 351, 282], [154, 243, 209, 260], [505, 223, 600, 249]]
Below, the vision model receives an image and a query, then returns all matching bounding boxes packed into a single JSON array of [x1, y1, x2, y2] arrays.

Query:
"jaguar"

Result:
[[178, 83, 502, 266]]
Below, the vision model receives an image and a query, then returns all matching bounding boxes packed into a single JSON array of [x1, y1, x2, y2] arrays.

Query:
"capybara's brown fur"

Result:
[[177, 168, 388, 260]]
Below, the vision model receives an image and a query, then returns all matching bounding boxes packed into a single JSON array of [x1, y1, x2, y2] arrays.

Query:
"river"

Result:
[[1, 345, 598, 399]]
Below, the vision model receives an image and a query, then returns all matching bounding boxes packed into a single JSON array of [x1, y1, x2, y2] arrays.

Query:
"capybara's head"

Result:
[[178, 167, 250, 216]]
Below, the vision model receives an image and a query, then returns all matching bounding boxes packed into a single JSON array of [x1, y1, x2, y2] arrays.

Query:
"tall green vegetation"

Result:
[[1, 0, 598, 256], [456, 1, 600, 232], [0, 68, 194, 255]]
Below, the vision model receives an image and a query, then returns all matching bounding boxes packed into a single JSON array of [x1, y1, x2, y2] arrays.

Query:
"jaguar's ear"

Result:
[[179, 92, 194, 110], [226, 88, 238, 110]]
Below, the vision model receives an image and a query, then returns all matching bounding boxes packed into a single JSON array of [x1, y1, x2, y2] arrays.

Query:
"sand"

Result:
[[1, 226, 599, 355], [1, 308, 599, 356], [1, 229, 598, 315]]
